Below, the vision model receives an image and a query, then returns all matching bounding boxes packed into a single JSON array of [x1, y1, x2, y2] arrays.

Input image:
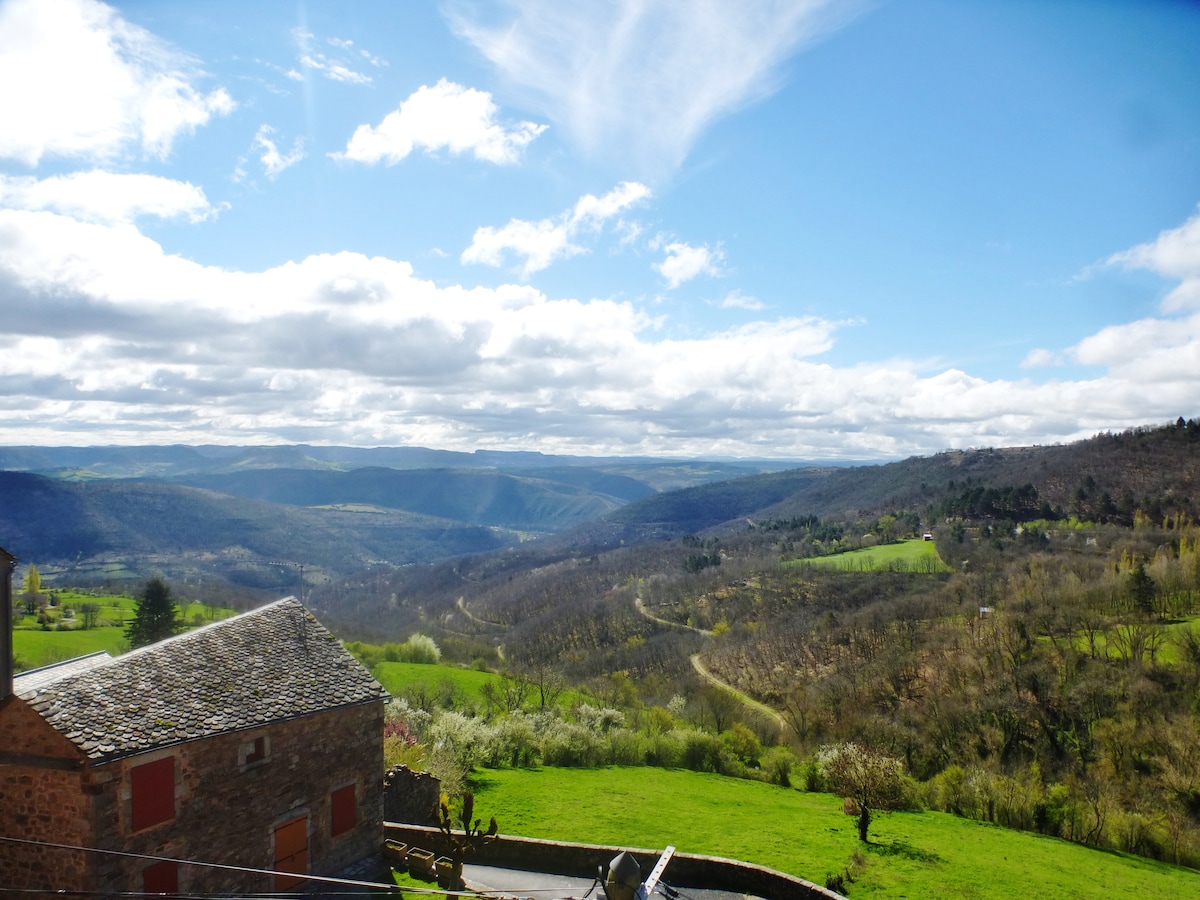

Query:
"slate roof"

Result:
[[16, 597, 388, 763], [12, 651, 113, 692]]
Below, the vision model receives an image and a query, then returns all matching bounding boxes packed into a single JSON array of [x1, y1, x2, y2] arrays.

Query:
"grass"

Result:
[[12, 590, 236, 670], [468, 767, 1200, 899], [788, 539, 952, 573], [372, 661, 587, 713], [374, 662, 505, 708]]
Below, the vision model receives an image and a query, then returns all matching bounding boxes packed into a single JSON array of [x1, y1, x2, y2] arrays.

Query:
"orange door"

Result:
[[274, 815, 308, 891]]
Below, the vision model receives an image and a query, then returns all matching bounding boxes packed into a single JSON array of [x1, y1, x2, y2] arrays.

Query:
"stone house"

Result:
[[0, 576, 389, 895]]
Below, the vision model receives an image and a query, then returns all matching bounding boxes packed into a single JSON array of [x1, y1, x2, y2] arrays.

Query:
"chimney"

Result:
[[1, 546, 15, 701]]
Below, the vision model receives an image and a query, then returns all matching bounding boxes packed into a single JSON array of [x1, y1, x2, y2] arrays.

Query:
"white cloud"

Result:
[[335, 79, 546, 166], [253, 125, 305, 179], [299, 53, 372, 85], [462, 181, 650, 276], [447, 0, 861, 174], [1020, 348, 1063, 369], [720, 290, 766, 311], [1107, 204, 1200, 312], [0, 0, 233, 166], [655, 241, 723, 289], [0, 171, 215, 224], [1, 204, 1198, 457]]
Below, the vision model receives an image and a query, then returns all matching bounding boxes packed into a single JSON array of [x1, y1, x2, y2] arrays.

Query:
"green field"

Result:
[[788, 539, 952, 573], [469, 767, 1199, 899], [12, 590, 235, 670], [371, 661, 585, 713], [373, 661, 505, 708]]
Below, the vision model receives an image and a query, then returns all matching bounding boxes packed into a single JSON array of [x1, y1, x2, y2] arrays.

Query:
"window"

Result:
[[246, 736, 267, 764], [130, 757, 175, 832], [240, 734, 270, 769], [331, 783, 356, 837], [142, 860, 178, 895]]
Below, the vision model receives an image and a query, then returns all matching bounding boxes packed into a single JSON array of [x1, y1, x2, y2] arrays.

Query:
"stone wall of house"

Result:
[[93, 700, 385, 895], [0, 697, 97, 891], [383, 764, 441, 826]]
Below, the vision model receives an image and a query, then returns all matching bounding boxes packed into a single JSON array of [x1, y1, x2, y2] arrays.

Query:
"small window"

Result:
[[130, 757, 175, 832], [240, 734, 270, 769], [143, 860, 178, 895], [331, 784, 356, 837], [246, 736, 267, 764]]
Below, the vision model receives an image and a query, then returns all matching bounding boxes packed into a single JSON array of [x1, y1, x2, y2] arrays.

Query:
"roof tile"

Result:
[[15, 597, 387, 762]]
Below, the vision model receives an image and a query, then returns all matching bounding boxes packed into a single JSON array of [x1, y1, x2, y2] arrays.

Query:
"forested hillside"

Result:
[[312, 421, 1200, 871]]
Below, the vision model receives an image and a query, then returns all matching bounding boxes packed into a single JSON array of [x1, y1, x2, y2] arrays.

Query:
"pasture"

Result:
[[469, 766, 1199, 899], [789, 538, 952, 573]]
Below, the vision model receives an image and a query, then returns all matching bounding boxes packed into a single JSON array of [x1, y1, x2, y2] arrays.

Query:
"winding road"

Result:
[[632, 596, 787, 732]]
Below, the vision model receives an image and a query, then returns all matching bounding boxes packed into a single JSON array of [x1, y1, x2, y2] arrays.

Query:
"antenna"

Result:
[[268, 561, 305, 605]]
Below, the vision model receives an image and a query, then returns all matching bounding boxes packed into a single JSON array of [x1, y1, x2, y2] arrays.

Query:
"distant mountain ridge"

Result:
[[2, 423, 1195, 594]]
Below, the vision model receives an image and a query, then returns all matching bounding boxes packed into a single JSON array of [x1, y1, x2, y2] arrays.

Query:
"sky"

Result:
[[1, 0, 1199, 461]]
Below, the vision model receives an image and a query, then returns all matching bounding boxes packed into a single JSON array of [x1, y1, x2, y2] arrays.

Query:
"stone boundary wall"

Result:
[[383, 822, 845, 900]]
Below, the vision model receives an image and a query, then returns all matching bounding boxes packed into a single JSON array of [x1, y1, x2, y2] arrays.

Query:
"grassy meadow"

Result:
[[12, 589, 235, 670], [788, 539, 953, 573], [373, 661, 505, 707], [468, 766, 1200, 899]]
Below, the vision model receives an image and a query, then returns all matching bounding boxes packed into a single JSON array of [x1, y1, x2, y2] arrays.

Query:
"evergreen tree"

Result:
[[126, 577, 179, 648]]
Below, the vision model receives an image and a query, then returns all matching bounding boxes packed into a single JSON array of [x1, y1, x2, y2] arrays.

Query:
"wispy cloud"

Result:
[[0, 171, 216, 224], [720, 290, 766, 311], [655, 241, 723, 289], [334, 79, 546, 166], [291, 26, 375, 85], [0, 0, 233, 166], [462, 181, 650, 276], [252, 125, 305, 179], [447, 0, 862, 174]]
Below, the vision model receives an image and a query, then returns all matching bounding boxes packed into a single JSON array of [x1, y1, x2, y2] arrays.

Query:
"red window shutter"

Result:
[[143, 860, 178, 895], [331, 784, 356, 836], [274, 816, 308, 891], [131, 757, 175, 831]]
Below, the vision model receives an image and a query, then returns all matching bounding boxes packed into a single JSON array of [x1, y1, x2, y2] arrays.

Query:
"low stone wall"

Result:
[[383, 822, 844, 900], [382, 766, 440, 827]]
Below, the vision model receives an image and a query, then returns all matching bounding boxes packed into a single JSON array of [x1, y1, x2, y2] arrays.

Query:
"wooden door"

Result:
[[274, 815, 308, 891]]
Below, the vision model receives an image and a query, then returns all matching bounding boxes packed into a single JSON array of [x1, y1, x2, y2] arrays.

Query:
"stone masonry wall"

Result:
[[0, 697, 97, 892], [95, 700, 385, 895]]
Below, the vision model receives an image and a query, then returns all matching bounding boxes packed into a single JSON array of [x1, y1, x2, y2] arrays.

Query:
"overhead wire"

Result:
[[0, 834, 613, 900]]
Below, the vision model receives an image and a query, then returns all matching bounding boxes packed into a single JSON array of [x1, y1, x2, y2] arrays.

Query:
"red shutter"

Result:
[[143, 860, 178, 895], [131, 757, 175, 831], [274, 816, 308, 891], [331, 784, 356, 836]]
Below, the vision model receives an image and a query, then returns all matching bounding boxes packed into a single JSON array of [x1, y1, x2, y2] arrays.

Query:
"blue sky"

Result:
[[1, 0, 1198, 459]]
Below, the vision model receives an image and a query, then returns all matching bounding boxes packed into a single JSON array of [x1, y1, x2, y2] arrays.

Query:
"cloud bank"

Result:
[[1, 204, 1197, 457]]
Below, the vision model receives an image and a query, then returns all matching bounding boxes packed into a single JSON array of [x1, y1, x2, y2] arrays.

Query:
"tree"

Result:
[[22, 563, 43, 615], [821, 742, 906, 842], [126, 577, 179, 648], [80, 602, 101, 630]]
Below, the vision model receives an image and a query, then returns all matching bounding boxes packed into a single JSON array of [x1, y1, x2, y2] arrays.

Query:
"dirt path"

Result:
[[456, 595, 507, 630], [690, 653, 788, 732], [634, 597, 713, 636]]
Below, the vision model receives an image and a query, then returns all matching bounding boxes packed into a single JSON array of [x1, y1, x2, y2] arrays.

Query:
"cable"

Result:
[[0, 835, 609, 899]]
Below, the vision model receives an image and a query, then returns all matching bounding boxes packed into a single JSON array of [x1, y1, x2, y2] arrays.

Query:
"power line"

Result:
[[0, 835, 613, 899]]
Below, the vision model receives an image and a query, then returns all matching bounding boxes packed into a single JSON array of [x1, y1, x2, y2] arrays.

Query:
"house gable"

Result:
[[17, 597, 388, 763]]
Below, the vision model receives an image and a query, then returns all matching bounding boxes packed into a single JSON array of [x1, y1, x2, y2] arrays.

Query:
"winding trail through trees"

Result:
[[689, 653, 788, 732], [632, 595, 786, 731], [633, 597, 713, 636], [456, 595, 507, 630]]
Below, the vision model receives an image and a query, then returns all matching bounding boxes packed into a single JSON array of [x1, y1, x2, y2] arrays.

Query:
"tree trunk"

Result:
[[858, 805, 871, 842]]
